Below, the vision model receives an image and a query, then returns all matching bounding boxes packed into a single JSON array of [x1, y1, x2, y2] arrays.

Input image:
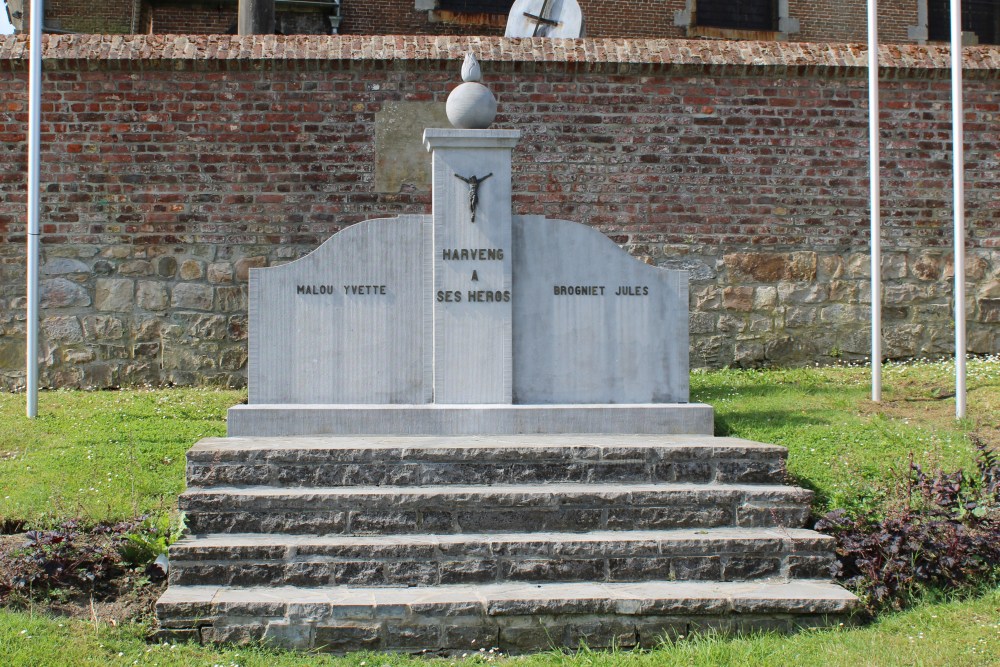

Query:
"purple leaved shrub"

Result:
[[816, 436, 1000, 613]]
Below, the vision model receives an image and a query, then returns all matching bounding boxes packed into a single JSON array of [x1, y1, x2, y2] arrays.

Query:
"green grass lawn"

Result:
[[0, 388, 236, 527], [0, 357, 998, 665]]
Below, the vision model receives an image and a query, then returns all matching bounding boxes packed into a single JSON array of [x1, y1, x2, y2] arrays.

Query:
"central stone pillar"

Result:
[[424, 129, 520, 404]]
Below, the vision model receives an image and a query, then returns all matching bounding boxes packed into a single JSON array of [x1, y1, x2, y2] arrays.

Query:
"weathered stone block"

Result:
[[171, 283, 214, 310], [180, 260, 205, 281], [216, 286, 247, 312], [722, 286, 753, 311], [502, 559, 601, 582], [689, 311, 716, 334], [752, 287, 777, 311], [979, 299, 1000, 323], [42, 316, 83, 343], [119, 260, 152, 276], [176, 313, 228, 340], [156, 256, 178, 277], [608, 557, 671, 581], [722, 557, 780, 580], [136, 281, 169, 311], [220, 347, 248, 371], [0, 339, 26, 369], [92, 260, 114, 276], [385, 561, 438, 585], [314, 623, 381, 652], [912, 253, 942, 280], [41, 258, 89, 275], [207, 262, 234, 284], [385, 623, 442, 649], [41, 278, 91, 308], [235, 256, 268, 281], [441, 623, 500, 649], [566, 618, 638, 649], [437, 559, 496, 584], [64, 349, 95, 364], [95, 278, 133, 312], [83, 315, 124, 340], [724, 252, 816, 282], [788, 555, 837, 579]]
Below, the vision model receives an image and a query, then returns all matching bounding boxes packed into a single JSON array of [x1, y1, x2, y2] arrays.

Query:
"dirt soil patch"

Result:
[[0, 531, 166, 627]]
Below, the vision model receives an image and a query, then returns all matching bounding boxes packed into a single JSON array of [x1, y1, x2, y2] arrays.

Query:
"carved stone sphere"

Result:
[[446, 81, 497, 130]]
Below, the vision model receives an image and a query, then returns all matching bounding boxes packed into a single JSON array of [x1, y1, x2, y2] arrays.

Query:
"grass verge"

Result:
[[0, 589, 998, 666]]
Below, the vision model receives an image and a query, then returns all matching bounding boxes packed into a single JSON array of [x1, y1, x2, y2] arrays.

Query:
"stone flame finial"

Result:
[[446, 52, 497, 129], [461, 52, 482, 82]]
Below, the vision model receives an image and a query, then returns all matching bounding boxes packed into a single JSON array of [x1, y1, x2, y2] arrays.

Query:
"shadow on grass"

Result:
[[712, 409, 833, 437], [692, 379, 857, 404]]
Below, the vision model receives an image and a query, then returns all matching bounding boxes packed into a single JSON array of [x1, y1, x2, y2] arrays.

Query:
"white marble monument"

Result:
[[229, 54, 712, 436]]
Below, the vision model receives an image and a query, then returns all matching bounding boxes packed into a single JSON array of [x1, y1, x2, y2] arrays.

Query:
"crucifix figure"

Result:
[[455, 172, 493, 223]]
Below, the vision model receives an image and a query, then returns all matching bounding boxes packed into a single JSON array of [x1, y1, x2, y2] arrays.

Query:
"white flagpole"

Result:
[[25, 0, 42, 418], [868, 0, 882, 402], [950, 0, 967, 419]]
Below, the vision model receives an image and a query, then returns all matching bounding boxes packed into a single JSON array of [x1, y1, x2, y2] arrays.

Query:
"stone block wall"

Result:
[[0, 35, 997, 390]]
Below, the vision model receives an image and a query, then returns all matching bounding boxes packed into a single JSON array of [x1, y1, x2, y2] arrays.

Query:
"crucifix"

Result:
[[523, 0, 560, 36], [455, 172, 493, 223], [503, 0, 583, 39]]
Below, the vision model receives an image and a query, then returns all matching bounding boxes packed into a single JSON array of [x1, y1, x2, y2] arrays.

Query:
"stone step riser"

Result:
[[180, 487, 812, 535], [168, 550, 835, 587], [186, 450, 786, 488], [185, 612, 851, 653], [183, 502, 811, 535], [155, 581, 858, 653]]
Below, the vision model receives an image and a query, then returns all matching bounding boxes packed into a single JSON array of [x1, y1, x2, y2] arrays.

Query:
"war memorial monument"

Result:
[[155, 54, 857, 653]]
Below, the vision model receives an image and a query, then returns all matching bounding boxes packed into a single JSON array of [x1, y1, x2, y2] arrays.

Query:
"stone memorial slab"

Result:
[[235, 53, 712, 435], [512, 216, 689, 403], [249, 215, 431, 404]]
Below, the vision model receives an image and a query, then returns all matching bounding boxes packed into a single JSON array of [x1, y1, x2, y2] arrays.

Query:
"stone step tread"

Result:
[[182, 482, 811, 500], [157, 579, 858, 617], [171, 527, 831, 554], [189, 434, 786, 458]]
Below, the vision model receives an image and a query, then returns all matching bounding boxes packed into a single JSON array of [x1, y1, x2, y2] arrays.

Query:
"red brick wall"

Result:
[[148, 3, 236, 34], [46, 0, 136, 33], [793, 0, 917, 44], [0, 36, 997, 388], [581, 0, 687, 39]]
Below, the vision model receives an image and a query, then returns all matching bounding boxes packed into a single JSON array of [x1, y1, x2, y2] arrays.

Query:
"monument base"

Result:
[[227, 403, 715, 437]]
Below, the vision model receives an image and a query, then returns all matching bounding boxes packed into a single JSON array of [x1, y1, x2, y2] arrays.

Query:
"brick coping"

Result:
[[1, 34, 999, 73]]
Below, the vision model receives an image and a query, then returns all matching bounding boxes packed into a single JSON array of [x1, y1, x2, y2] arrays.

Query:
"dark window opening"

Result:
[[438, 0, 514, 14], [696, 0, 776, 31], [928, 0, 1000, 44]]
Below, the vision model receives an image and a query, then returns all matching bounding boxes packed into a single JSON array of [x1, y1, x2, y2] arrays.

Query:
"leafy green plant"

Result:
[[119, 512, 186, 570]]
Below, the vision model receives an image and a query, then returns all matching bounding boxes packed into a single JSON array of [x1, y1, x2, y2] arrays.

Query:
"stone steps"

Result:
[[180, 482, 813, 535], [156, 580, 858, 653], [159, 434, 857, 652], [168, 528, 836, 587], [186, 435, 788, 487]]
